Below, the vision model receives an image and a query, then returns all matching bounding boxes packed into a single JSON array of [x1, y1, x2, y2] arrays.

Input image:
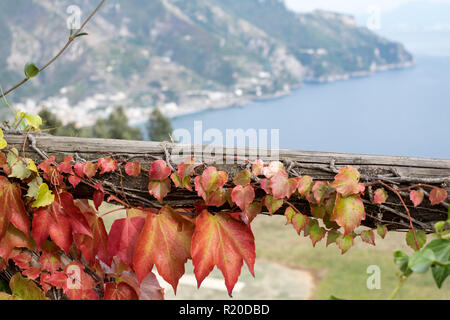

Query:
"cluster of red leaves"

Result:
[[0, 150, 448, 300]]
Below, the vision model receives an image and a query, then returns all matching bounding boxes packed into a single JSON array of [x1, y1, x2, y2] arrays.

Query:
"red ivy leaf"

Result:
[[37, 156, 55, 174], [199, 167, 228, 193], [269, 171, 291, 199], [125, 162, 141, 177], [231, 185, 255, 211], [82, 162, 97, 179], [331, 194, 365, 236], [291, 213, 309, 235], [360, 230, 376, 246], [297, 176, 313, 197], [410, 189, 424, 207], [93, 182, 105, 210], [429, 188, 448, 205], [0, 225, 33, 261], [74, 162, 84, 178], [243, 202, 262, 224], [63, 262, 98, 300], [97, 157, 118, 174], [233, 170, 251, 186], [373, 188, 388, 204], [149, 160, 172, 181], [312, 181, 331, 204], [58, 192, 92, 237], [56, 156, 74, 174], [41, 271, 67, 291], [252, 159, 264, 176], [12, 252, 31, 269], [68, 174, 81, 188], [0, 176, 30, 239], [23, 267, 41, 280], [104, 282, 139, 300], [148, 178, 171, 203], [263, 161, 284, 179], [133, 206, 195, 293], [32, 204, 73, 253], [75, 200, 111, 266], [40, 251, 62, 273], [171, 158, 195, 191], [260, 178, 271, 194], [330, 166, 364, 197], [108, 216, 146, 267], [191, 210, 255, 297], [263, 195, 283, 215]]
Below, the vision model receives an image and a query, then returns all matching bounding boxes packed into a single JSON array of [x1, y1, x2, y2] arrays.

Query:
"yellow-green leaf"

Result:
[[24, 114, 42, 130], [32, 183, 55, 208], [0, 129, 6, 150], [9, 273, 47, 300]]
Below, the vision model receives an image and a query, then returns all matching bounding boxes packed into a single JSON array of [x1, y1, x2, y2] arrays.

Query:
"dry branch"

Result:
[[4, 132, 450, 232]]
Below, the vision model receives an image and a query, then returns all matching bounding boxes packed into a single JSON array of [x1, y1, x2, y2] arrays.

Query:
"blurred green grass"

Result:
[[252, 215, 449, 300]]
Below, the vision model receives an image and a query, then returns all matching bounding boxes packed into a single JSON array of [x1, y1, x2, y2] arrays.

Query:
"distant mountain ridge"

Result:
[[0, 0, 414, 125]]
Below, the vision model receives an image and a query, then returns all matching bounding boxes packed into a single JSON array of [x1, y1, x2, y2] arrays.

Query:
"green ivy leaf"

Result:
[[308, 219, 326, 247], [24, 62, 39, 78], [424, 239, 450, 266], [32, 183, 55, 208], [394, 250, 411, 275], [435, 221, 446, 233], [377, 225, 388, 239], [431, 265, 449, 288], [408, 249, 435, 273], [74, 32, 89, 38], [326, 230, 340, 247], [406, 230, 427, 251], [336, 234, 354, 254]]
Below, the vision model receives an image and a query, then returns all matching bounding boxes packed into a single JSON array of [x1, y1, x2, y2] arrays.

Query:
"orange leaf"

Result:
[[0, 176, 30, 239], [133, 206, 194, 293], [429, 188, 448, 205], [125, 161, 141, 177], [191, 210, 255, 297]]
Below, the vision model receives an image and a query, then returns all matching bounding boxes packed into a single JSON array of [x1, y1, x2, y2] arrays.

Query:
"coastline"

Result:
[[169, 59, 416, 121]]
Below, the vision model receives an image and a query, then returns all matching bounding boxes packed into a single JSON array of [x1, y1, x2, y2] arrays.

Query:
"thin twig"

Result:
[[0, 0, 106, 99]]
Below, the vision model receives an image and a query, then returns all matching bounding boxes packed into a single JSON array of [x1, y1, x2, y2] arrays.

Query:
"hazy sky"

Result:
[[284, 0, 450, 14]]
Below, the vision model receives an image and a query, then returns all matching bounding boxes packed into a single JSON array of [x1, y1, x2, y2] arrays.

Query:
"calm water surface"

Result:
[[172, 56, 450, 159]]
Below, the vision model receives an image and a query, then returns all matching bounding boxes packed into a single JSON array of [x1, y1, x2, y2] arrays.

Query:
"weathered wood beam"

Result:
[[4, 132, 450, 232]]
